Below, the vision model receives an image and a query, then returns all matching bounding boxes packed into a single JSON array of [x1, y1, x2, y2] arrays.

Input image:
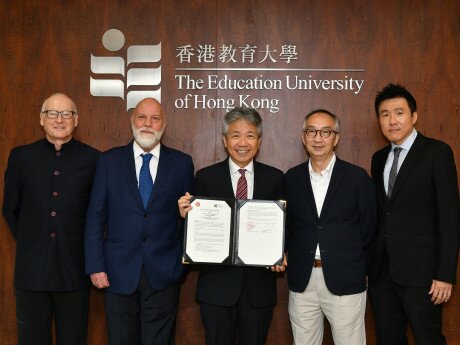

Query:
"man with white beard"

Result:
[[85, 98, 194, 345]]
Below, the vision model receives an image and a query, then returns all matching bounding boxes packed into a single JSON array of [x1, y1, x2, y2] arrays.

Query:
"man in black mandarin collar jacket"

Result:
[[2, 93, 99, 345]]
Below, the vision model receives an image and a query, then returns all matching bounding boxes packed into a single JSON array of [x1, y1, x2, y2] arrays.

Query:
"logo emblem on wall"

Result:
[[90, 29, 161, 110]]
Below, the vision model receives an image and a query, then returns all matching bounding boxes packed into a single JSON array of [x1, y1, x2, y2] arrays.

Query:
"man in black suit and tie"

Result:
[[178, 107, 284, 345], [285, 109, 376, 345], [368, 83, 460, 345]]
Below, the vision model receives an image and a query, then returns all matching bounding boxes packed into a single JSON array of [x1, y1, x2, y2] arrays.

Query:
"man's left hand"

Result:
[[270, 253, 287, 272], [429, 279, 452, 305]]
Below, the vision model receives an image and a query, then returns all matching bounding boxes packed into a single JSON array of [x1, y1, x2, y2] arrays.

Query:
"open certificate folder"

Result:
[[183, 197, 286, 267]]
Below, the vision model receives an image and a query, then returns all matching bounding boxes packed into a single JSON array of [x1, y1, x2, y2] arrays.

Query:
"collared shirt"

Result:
[[309, 154, 336, 259], [383, 129, 418, 194], [228, 158, 255, 199], [133, 141, 161, 186]]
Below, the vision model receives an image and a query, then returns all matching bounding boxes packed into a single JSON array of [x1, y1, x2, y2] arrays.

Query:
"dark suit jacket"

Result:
[[368, 133, 460, 286], [194, 158, 284, 307], [85, 142, 194, 294], [285, 158, 376, 295], [2, 138, 99, 291]]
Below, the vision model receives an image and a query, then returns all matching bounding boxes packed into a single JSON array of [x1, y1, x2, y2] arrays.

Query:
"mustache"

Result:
[[138, 127, 158, 134]]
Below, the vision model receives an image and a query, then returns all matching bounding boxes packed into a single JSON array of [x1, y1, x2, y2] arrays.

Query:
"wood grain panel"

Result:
[[0, 1, 458, 344]]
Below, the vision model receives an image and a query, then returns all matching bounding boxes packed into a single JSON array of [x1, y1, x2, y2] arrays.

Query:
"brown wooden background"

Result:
[[0, 0, 459, 344]]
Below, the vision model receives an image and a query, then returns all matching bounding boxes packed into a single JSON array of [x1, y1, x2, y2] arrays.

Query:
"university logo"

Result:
[[90, 29, 161, 110]]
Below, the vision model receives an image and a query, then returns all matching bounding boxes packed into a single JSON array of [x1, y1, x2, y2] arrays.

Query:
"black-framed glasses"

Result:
[[42, 110, 77, 119], [304, 128, 338, 138]]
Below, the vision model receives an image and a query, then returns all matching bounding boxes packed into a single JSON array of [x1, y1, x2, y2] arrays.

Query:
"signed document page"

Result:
[[236, 200, 285, 266], [184, 198, 232, 264]]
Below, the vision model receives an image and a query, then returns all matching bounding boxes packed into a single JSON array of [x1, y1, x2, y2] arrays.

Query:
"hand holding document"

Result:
[[183, 197, 285, 267]]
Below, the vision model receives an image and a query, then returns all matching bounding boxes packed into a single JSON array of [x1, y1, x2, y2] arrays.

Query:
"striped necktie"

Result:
[[235, 169, 247, 200]]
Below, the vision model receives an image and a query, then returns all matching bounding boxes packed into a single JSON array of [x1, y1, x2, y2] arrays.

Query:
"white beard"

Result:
[[132, 125, 165, 150]]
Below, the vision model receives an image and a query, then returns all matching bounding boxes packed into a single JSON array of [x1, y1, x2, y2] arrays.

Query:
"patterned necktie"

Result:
[[236, 169, 248, 200], [139, 153, 154, 208], [387, 147, 402, 198]]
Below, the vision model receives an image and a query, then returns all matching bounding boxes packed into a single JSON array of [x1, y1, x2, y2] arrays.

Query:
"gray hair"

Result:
[[302, 108, 340, 132], [221, 107, 263, 136]]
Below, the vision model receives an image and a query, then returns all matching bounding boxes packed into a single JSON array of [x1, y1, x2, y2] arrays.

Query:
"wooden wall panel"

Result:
[[0, 1, 458, 344]]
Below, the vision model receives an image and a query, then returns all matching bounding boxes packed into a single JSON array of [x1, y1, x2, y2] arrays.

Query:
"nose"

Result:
[[55, 114, 64, 122], [388, 113, 397, 124], [313, 131, 323, 142], [144, 117, 152, 127]]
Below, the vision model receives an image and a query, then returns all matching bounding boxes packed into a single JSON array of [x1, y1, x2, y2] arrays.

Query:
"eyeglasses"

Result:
[[42, 110, 77, 119], [304, 128, 338, 138]]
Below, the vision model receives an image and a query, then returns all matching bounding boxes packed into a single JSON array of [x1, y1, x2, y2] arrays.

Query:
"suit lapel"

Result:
[[253, 161, 263, 199], [120, 141, 144, 209], [147, 144, 171, 208], [390, 134, 427, 201], [321, 158, 345, 218], [219, 158, 236, 198], [377, 146, 391, 206], [299, 161, 319, 219]]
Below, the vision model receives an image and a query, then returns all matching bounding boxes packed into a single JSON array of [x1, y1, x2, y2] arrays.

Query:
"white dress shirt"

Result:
[[228, 158, 254, 199], [383, 129, 417, 194], [309, 154, 336, 260], [133, 141, 161, 185]]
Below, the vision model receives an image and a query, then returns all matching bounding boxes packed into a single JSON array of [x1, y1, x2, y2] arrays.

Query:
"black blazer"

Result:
[[2, 139, 99, 291], [194, 158, 284, 307], [285, 158, 376, 295], [368, 133, 460, 286]]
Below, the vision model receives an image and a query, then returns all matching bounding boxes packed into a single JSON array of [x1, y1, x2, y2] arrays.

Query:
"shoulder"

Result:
[[254, 161, 284, 177], [73, 140, 100, 157], [285, 161, 308, 179], [372, 145, 390, 161], [336, 158, 369, 177], [420, 135, 453, 153], [161, 144, 193, 162], [8, 139, 47, 160], [196, 160, 226, 178]]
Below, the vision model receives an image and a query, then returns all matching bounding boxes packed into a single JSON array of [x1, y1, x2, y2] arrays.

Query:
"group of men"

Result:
[[2, 83, 459, 345]]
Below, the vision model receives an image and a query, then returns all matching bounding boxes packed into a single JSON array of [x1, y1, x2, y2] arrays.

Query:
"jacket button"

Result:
[[52, 192, 58, 197], [317, 226, 323, 230], [50, 211, 56, 216], [386, 212, 391, 216], [53, 171, 60, 176], [143, 238, 147, 242], [50, 232, 56, 238], [144, 213, 148, 218]]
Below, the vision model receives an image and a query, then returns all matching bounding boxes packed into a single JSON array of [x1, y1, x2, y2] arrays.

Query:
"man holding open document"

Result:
[[178, 107, 284, 345]]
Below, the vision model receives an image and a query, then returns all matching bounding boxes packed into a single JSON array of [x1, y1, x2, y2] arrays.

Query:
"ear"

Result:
[[333, 133, 340, 147], [257, 137, 262, 149], [222, 135, 228, 148], [74, 114, 79, 127], [40, 113, 45, 127], [301, 132, 306, 146], [412, 111, 417, 125]]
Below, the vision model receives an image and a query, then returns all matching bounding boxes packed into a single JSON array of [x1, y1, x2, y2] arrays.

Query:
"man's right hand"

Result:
[[90, 272, 110, 289], [178, 192, 193, 218]]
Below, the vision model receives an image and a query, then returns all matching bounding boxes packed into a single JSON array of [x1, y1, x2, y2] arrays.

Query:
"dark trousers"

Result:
[[368, 255, 446, 345], [105, 268, 180, 345], [200, 280, 274, 345], [15, 288, 89, 345]]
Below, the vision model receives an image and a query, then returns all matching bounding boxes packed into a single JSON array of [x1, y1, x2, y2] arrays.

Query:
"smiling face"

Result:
[[378, 97, 417, 145], [131, 98, 166, 151], [40, 94, 78, 147], [302, 112, 339, 162], [223, 118, 261, 168]]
